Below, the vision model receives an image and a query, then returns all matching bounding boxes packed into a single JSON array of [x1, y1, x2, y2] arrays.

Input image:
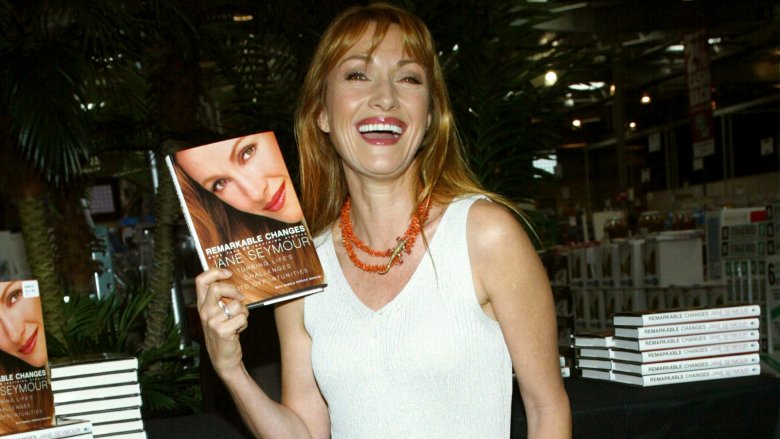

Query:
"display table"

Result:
[[146, 374, 780, 438]]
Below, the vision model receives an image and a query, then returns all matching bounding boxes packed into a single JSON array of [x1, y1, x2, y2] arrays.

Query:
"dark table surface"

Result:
[[146, 373, 780, 439]]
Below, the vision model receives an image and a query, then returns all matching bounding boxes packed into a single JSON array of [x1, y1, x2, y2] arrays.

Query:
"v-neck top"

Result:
[[304, 195, 512, 439]]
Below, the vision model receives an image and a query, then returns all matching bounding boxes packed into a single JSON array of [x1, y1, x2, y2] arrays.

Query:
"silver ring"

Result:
[[218, 300, 232, 319]]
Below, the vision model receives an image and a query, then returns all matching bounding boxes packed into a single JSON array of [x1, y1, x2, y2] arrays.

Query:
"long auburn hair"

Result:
[[296, 2, 512, 237]]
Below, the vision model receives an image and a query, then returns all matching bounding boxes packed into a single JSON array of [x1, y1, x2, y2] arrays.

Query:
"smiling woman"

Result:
[[0, 280, 54, 434]]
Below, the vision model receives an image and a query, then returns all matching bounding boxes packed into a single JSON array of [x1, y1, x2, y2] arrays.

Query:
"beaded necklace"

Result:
[[339, 196, 432, 275]]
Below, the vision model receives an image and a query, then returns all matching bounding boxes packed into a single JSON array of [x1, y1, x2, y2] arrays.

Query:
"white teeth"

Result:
[[358, 123, 404, 134]]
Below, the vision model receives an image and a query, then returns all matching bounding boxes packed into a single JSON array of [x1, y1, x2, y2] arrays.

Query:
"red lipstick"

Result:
[[18, 328, 38, 356], [264, 181, 287, 212]]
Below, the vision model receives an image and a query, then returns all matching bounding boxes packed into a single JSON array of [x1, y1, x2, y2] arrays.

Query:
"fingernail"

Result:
[[221, 269, 232, 276]]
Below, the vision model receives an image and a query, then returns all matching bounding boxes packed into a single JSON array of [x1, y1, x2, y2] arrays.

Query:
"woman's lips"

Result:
[[356, 117, 407, 145], [19, 328, 38, 355], [264, 181, 286, 212]]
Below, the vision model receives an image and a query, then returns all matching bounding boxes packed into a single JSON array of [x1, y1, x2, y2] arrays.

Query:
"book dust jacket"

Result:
[[166, 131, 326, 308], [0, 280, 54, 434]]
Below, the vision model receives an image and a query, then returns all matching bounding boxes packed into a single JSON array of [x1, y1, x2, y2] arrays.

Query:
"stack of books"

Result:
[[572, 329, 615, 376], [575, 304, 763, 386], [559, 355, 571, 378], [50, 354, 146, 439]]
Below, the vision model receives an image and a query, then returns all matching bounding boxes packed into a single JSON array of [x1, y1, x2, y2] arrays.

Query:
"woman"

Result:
[[196, 3, 571, 438], [173, 132, 322, 302], [0, 280, 55, 433]]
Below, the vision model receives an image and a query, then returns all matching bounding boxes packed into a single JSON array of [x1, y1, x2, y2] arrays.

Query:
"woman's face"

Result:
[[0, 281, 47, 368], [318, 24, 431, 183], [176, 132, 304, 224]]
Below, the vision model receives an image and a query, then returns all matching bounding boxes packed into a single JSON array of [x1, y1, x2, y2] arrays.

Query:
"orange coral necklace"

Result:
[[339, 196, 432, 275]]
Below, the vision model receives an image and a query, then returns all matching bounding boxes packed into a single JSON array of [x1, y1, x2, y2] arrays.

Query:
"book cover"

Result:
[[613, 317, 760, 339], [611, 352, 760, 375], [2, 418, 91, 439], [611, 340, 760, 363], [166, 131, 326, 308], [0, 280, 55, 434], [612, 303, 761, 327], [611, 363, 760, 387], [50, 354, 137, 380], [50, 371, 138, 392], [571, 330, 615, 348], [612, 329, 760, 351]]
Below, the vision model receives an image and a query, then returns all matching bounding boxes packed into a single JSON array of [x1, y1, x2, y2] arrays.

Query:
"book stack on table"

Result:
[[50, 354, 146, 439], [574, 304, 763, 386]]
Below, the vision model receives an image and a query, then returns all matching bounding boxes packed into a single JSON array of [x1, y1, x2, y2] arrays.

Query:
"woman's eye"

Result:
[[240, 144, 256, 162], [8, 289, 21, 306], [212, 178, 229, 193], [400, 75, 422, 85], [345, 71, 368, 81]]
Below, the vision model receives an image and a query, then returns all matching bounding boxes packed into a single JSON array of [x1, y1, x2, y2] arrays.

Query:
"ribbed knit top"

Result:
[[304, 196, 513, 439]]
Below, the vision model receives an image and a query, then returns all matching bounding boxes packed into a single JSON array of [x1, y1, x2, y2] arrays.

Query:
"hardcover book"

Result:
[[612, 304, 761, 327], [571, 330, 615, 348], [612, 329, 760, 351], [165, 131, 326, 308], [611, 352, 760, 375], [610, 340, 760, 363], [0, 280, 55, 434], [613, 317, 760, 339], [610, 363, 760, 387], [50, 354, 138, 380], [2, 418, 91, 439]]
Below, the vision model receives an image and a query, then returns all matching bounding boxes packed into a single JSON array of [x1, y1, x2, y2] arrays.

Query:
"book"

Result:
[[53, 383, 141, 405], [610, 364, 761, 387], [612, 329, 759, 351], [50, 354, 138, 380], [165, 131, 327, 308], [613, 317, 760, 339], [571, 330, 615, 348], [610, 340, 760, 363], [91, 419, 144, 437], [576, 347, 613, 359], [611, 352, 760, 375], [580, 368, 613, 381], [1, 418, 91, 439], [54, 395, 142, 417], [50, 371, 138, 392], [59, 408, 141, 426], [93, 431, 145, 439], [576, 358, 612, 370], [612, 304, 761, 327], [0, 280, 55, 434]]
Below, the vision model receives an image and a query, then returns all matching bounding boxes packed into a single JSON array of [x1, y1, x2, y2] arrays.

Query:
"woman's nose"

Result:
[[369, 77, 398, 111], [236, 174, 267, 203]]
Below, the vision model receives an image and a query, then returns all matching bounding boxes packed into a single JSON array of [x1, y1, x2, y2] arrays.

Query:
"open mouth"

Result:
[[357, 118, 407, 143]]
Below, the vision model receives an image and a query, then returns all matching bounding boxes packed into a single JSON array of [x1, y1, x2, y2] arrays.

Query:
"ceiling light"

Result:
[[544, 71, 558, 86], [233, 14, 253, 22], [572, 119, 582, 128], [569, 82, 605, 91], [629, 122, 637, 129], [666, 44, 685, 52], [641, 93, 651, 104]]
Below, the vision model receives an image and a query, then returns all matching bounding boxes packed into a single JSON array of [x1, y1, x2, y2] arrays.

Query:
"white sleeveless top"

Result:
[[304, 196, 512, 439]]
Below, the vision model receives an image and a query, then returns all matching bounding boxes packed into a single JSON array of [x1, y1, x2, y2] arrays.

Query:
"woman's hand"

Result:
[[195, 268, 249, 380]]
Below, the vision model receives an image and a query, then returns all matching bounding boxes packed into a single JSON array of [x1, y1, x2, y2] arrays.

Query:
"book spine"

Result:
[[639, 364, 761, 386], [637, 305, 761, 326], [637, 340, 760, 363], [625, 318, 759, 339], [634, 329, 759, 351], [637, 353, 760, 375], [3, 422, 92, 439]]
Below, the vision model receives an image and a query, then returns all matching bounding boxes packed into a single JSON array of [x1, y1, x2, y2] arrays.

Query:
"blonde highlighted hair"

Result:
[[296, 2, 512, 237]]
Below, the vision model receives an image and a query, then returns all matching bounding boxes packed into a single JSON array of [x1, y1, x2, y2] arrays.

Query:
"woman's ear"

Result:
[[317, 110, 331, 133]]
